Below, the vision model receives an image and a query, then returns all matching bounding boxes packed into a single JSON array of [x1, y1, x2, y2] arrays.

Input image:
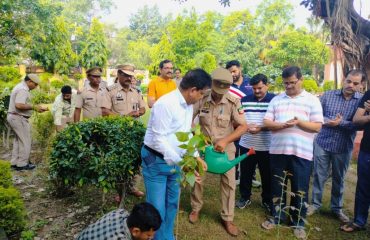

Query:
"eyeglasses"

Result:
[[90, 75, 101, 78], [283, 79, 300, 86]]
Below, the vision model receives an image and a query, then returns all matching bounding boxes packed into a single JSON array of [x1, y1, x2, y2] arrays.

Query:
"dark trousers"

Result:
[[354, 150, 370, 227], [239, 146, 271, 205], [270, 154, 312, 227]]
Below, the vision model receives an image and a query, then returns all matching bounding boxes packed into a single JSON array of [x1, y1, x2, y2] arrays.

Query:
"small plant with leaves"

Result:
[[273, 170, 313, 239], [175, 124, 210, 187]]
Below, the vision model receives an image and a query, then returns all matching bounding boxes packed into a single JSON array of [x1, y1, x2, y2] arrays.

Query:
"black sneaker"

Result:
[[261, 201, 272, 213], [235, 198, 251, 209], [15, 163, 36, 171]]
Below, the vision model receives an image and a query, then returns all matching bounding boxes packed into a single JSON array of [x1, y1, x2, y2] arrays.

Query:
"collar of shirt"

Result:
[[86, 83, 103, 92], [117, 84, 135, 92], [157, 76, 174, 82], [282, 90, 308, 99], [175, 88, 188, 107], [336, 89, 362, 99], [205, 92, 228, 105], [21, 81, 30, 91], [232, 77, 250, 89]]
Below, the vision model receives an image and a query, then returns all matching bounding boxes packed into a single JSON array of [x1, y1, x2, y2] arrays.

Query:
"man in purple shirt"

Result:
[[308, 69, 365, 223]]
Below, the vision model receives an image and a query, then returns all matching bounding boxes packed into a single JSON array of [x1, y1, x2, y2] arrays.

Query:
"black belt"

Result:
[[144, 144, 164, 159], [9, 112, 30, 119]]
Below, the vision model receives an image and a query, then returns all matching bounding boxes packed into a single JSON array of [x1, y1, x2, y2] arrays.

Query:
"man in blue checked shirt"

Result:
[[308, 69, 366, 223], [77, 202, 161, 240]]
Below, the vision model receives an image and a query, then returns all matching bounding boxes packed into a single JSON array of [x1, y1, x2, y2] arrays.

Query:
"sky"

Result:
[[101, 0, 370, 29]]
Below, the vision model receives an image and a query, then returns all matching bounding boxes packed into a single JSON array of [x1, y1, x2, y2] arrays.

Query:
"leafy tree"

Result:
[[30, 16, 77, 74], [80, 18, 108, 69], [149, 34, 176, 74], [194, 52, 217, 73], [127, 41, 152, 70], [105, 25, 131, 66], [129, 5, 171, 44], [0, 0, 62, 64], [255, 0, 294, 42], [266, 29, 329, 74], [58, 0, 113, 27]]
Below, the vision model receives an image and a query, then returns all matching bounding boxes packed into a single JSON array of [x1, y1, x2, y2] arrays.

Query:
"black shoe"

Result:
[[15, 164, 36, 171]]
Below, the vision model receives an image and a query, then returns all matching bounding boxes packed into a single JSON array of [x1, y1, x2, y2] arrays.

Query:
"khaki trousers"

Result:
[[190, 150, 236, 221], [7, 114, 31, 167]]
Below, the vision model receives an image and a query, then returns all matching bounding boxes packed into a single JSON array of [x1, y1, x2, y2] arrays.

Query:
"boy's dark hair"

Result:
[[282, 66, 302, 79], [225, 60, 241, 69], [250, 74, 268, 86], [159, 59, 172, 69], [345, 69, 366, 82], [175, 68, 181, 73], [61, 85, 72, 94], [127, 202, 162, 231], [179, 68, 212, 90]]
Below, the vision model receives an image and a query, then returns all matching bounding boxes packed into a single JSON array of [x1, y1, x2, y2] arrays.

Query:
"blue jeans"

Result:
[[354, 150, 370, 227], [141, 146, 181, 240], [270, 154, 312, 227], [311, 142, 352, 212]]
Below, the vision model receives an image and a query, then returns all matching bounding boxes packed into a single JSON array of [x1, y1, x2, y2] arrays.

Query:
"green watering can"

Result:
[[204, 146, 255, 174]]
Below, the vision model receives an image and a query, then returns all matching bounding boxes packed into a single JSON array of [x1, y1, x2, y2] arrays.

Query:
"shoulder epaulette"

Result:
[[106, 83, 119, 92], [225, 93, 239, 104]]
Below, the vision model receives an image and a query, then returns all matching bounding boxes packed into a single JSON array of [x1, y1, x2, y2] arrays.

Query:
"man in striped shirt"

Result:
[[261, 66, 323, 239], [236, 74, 275, 212]]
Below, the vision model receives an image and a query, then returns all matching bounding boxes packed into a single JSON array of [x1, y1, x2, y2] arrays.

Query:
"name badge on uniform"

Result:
[[116, 92, 123, 101], [201, 102, 210, 113]]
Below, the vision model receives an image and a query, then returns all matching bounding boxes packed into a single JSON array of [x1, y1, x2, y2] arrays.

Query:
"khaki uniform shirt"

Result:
[[76, 84, 106, 119], [52, 93, 77, 125], [102, 83, 145, 116], [193, 92, 246, 152], [8, 81, 32, 117]]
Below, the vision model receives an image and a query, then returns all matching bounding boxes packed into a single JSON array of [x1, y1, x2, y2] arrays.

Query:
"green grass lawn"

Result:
[[170, 172, 370, 240]]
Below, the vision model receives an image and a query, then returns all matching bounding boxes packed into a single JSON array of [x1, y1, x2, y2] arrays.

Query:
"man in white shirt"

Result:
[[141, 68, 211, 240]]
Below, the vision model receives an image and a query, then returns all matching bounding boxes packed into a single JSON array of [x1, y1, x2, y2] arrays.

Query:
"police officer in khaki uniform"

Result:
[[74, 67, 106, 121], [189, 68, 248, 237], [101, 64, 145, 118], [7, 74, 48, 170]]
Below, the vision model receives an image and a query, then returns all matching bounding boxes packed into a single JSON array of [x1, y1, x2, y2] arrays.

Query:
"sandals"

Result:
[[340, 222, 366, 233], [261, 219, 276, 230]]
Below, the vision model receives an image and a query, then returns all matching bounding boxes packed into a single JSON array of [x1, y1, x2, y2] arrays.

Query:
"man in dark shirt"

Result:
[[340, 89, 370, 232]]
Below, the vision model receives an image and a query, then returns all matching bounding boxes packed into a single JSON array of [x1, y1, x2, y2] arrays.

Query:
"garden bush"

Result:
[[0, 161, 12, 188], [303, 79, 318, 93], [0, 66, 21, 83], [0, 89, 11, 133], [323, 80, 335, 91], [0, 160, 26, 236], [49, 116, 145, 194], [31, 90, 55, 104], [32, 111, 55, 147]]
